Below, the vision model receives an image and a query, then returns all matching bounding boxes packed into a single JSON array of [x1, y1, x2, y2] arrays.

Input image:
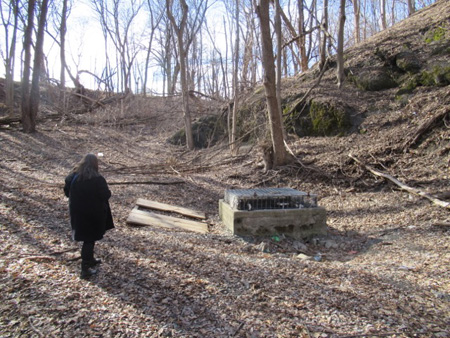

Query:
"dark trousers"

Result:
[[81, 241, 95, 261]]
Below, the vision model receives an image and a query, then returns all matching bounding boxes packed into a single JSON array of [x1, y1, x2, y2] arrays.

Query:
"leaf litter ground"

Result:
[[0, 87, 448, 338]]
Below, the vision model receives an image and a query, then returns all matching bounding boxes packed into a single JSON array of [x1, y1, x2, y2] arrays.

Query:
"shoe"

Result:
[[80, 262, 98, 279], [86, 258, 102, 268]]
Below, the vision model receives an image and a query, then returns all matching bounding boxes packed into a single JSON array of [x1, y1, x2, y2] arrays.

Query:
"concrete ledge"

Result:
[[219, 199, 327, 239]]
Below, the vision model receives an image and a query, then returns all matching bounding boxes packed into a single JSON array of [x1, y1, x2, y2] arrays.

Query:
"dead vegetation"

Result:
[[1, 83, 448, 337], [0, 2, 449, 337]]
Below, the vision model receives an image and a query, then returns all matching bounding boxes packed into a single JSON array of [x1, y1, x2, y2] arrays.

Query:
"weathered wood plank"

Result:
[[126, 208, 208, 234], [136, 198, 206, 220]]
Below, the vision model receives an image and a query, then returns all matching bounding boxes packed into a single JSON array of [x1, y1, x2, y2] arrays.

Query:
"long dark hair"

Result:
[[73, 154, 100, 181]]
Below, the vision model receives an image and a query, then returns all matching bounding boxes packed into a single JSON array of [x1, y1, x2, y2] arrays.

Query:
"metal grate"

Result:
[[224, 188, 317, 211]]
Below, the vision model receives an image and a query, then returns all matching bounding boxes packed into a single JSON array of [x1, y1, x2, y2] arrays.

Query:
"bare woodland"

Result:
[[0, 0, 449, 337]]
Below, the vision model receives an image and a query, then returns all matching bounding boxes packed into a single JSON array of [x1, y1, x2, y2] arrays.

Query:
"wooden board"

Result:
[[126, 208, 208, 234], [135, 198, 206, 220]]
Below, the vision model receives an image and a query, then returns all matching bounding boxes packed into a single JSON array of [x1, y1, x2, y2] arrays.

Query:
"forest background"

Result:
[[0, 0, 438, 159], [0, 0, 434, 96]]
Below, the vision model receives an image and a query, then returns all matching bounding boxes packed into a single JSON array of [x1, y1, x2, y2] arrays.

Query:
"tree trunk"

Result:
[[319, 0, 328, 71], [21, 0, 36, 133], [380, 0, 387, 30], [274, 0, 286, 141], [166, 0, 194, 150], [257, 0, 289, 168], [59, 0, 68, 105], [352, 0, 360, 44], [336, 0, 346, 88], [297, 0, 308, 71], [230, 0, 240, 154], [307, 0, 317, 63], [4, 0, 19, 113], [28, 0, 49, 132], [408, 0, 415, 16], [279, 9, 302, 70]]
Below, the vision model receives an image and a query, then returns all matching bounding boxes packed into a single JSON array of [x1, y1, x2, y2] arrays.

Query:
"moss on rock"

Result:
[[395, 51, 421, 73], [288, 99, 352, 137], [352, 68, 398, 91], [424, 25, 447, 44], [309, 101, 351, 136], [420, 63, 450, 87], [167, 114, 227, 148]]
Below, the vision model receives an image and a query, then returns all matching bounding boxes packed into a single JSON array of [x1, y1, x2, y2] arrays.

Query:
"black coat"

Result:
[[64, 172, 114, 241]]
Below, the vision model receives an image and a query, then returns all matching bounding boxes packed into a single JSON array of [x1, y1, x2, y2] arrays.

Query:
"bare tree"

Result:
[[142, 0, 163, 96], [230, 0, 240, 153], [408, 0, 416, 16], [307, 0, 317, 63], [58, 0, 71, 104], [204, 18, 228, 98], [21, 0, 49, 133], [241, 2, 258, 89], [380, 0, 387, 30], [166, 0, 194, 149], [319, 0, 329, 71], [21, 0, 36, 132], [336, 0, 346, 88], [257, 0, 289, 168], [93, 0, 144, 93], [351, 0, 361, 44], [274, 0, 286, 140], [0, 0, 20, 113], [152, 16, 176, 96], [297, 0, 308, 71]]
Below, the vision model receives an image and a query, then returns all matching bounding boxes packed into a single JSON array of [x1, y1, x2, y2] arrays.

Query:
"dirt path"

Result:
[[0, 108, 448, 338]]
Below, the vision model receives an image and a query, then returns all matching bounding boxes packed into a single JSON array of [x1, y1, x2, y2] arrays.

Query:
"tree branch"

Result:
[[349, 154, 450, 210], [283, 57, 330, 117]]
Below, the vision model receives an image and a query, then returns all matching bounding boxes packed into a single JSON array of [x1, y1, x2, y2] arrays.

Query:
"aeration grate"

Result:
[[224, 188, 317, 211]]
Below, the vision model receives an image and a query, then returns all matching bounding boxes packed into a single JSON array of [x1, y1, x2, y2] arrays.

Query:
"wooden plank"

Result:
[[135, 198, 206, 220], [126, 208, 208, 234]]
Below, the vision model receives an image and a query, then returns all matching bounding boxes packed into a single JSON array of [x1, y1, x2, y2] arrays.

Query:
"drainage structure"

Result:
[[219, 188, 327, 239]]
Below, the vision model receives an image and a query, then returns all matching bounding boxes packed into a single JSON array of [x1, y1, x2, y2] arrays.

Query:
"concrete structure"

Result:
[[219, 188, 327, 239]]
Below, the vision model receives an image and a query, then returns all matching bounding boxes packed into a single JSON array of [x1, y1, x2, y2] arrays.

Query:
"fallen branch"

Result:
[[0, 115, 21, 125], [284, 57, 330, 118], [284, 140, 332, 178], [434, 191, 450, 200], [29, 317, 45, 338], [232, 321, 245, 336], [349, 154, 450, 210], [19, 255, 56, 262], [67, 256, 82, 262], [108, 180, 185, 186], [403, 108, 449, 152], [432, 222, 450, 227], [189, 90, 224, 102], [339, 332, 405, 338], [250, 171, 280, 188], [72, 91, 106, 108], [49, 248, 79, 255]]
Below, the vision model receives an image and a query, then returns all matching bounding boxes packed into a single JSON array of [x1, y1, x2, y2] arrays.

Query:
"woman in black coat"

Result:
[[64, 153, 114, 279]]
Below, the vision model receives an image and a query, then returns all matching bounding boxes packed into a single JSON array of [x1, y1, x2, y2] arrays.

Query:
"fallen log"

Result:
[[0, 115, 21, 125], [349, 154, 450, 210]]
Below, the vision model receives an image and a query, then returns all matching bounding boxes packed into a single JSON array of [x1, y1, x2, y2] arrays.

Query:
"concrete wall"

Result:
[[219, 199, 327, 239]]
